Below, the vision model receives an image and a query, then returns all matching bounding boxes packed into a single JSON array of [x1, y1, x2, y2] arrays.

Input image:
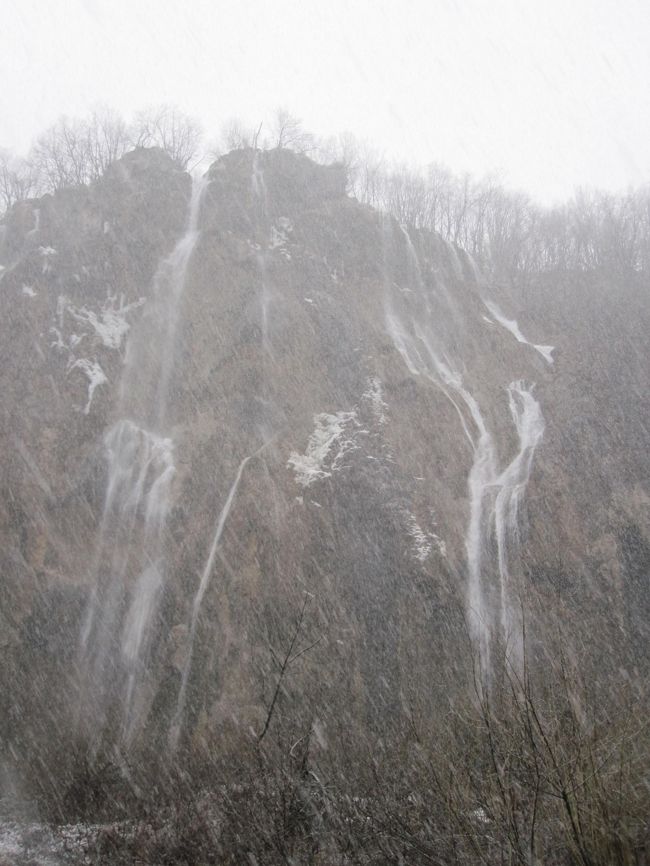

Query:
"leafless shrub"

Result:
[[46, 610, 648, 866]]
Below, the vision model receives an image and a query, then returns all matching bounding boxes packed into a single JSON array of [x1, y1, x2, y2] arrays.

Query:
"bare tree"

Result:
[[348, 138, 386, 206], [31, 116, 90, 191], [0, 148, 37, 211], [84, 106, 130, 179], [219, 116, 257, 152], [130, 104, 203, 169], [29, 108, 130, 193], [258, 592, 322, 742], [269, 107, 314, 153], [310, 131, 378, 197]]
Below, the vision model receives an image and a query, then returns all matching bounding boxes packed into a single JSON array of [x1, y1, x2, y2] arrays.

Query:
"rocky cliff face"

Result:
[[0, 147, 648, 807]]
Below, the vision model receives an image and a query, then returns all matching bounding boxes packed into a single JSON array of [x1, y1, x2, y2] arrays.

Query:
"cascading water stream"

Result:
[[169, 440, 271, 747], [79, 174, 209, 739], [383, 221, 547, 674], [251, 150, 274, 356], [399, 224, 426, 295], [491, 383, 545, 655], [484, 299, 555, 365]]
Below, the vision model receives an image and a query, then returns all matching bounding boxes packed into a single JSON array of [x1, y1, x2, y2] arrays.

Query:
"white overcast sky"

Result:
[[1, 0, 649, 203]]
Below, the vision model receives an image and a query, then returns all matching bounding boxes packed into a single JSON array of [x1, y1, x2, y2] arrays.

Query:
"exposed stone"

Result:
[[0, 146, 648, 810]]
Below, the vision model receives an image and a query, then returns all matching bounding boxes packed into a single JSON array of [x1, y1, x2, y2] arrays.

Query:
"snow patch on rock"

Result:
[[269, 217, 293, 259], [288, 411, 364, 487], [68, 358, 107, 414], [38, 246, 57, 274], [68, 294, 145, 350], [362, 377, 388, 425], [407, 513, 446, 562]]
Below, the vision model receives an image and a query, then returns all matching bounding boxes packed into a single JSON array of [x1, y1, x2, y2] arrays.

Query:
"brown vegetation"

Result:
[[45, 621, 650, 866]]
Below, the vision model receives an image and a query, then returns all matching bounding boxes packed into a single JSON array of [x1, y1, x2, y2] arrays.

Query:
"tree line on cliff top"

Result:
[[3, 104, 650, 277]]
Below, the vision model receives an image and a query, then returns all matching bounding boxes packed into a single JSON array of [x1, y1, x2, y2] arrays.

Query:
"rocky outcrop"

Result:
[[0, 147, 648, 808]]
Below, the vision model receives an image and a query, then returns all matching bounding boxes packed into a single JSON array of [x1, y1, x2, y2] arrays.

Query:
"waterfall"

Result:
[[169, 441, 270, 747], [251, 150, 274, 356], [492, 383, 545, 656], [119, 174, 209, 426], [384, 221, 547, 674], [399, 223, 425, 293], [251, 148, 268, 204], [79, 174, 209, 739], [484, 299, 555, 365]]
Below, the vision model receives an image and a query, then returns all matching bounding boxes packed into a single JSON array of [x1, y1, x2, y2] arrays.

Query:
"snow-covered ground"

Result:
[[0, 820, 102, 865]]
